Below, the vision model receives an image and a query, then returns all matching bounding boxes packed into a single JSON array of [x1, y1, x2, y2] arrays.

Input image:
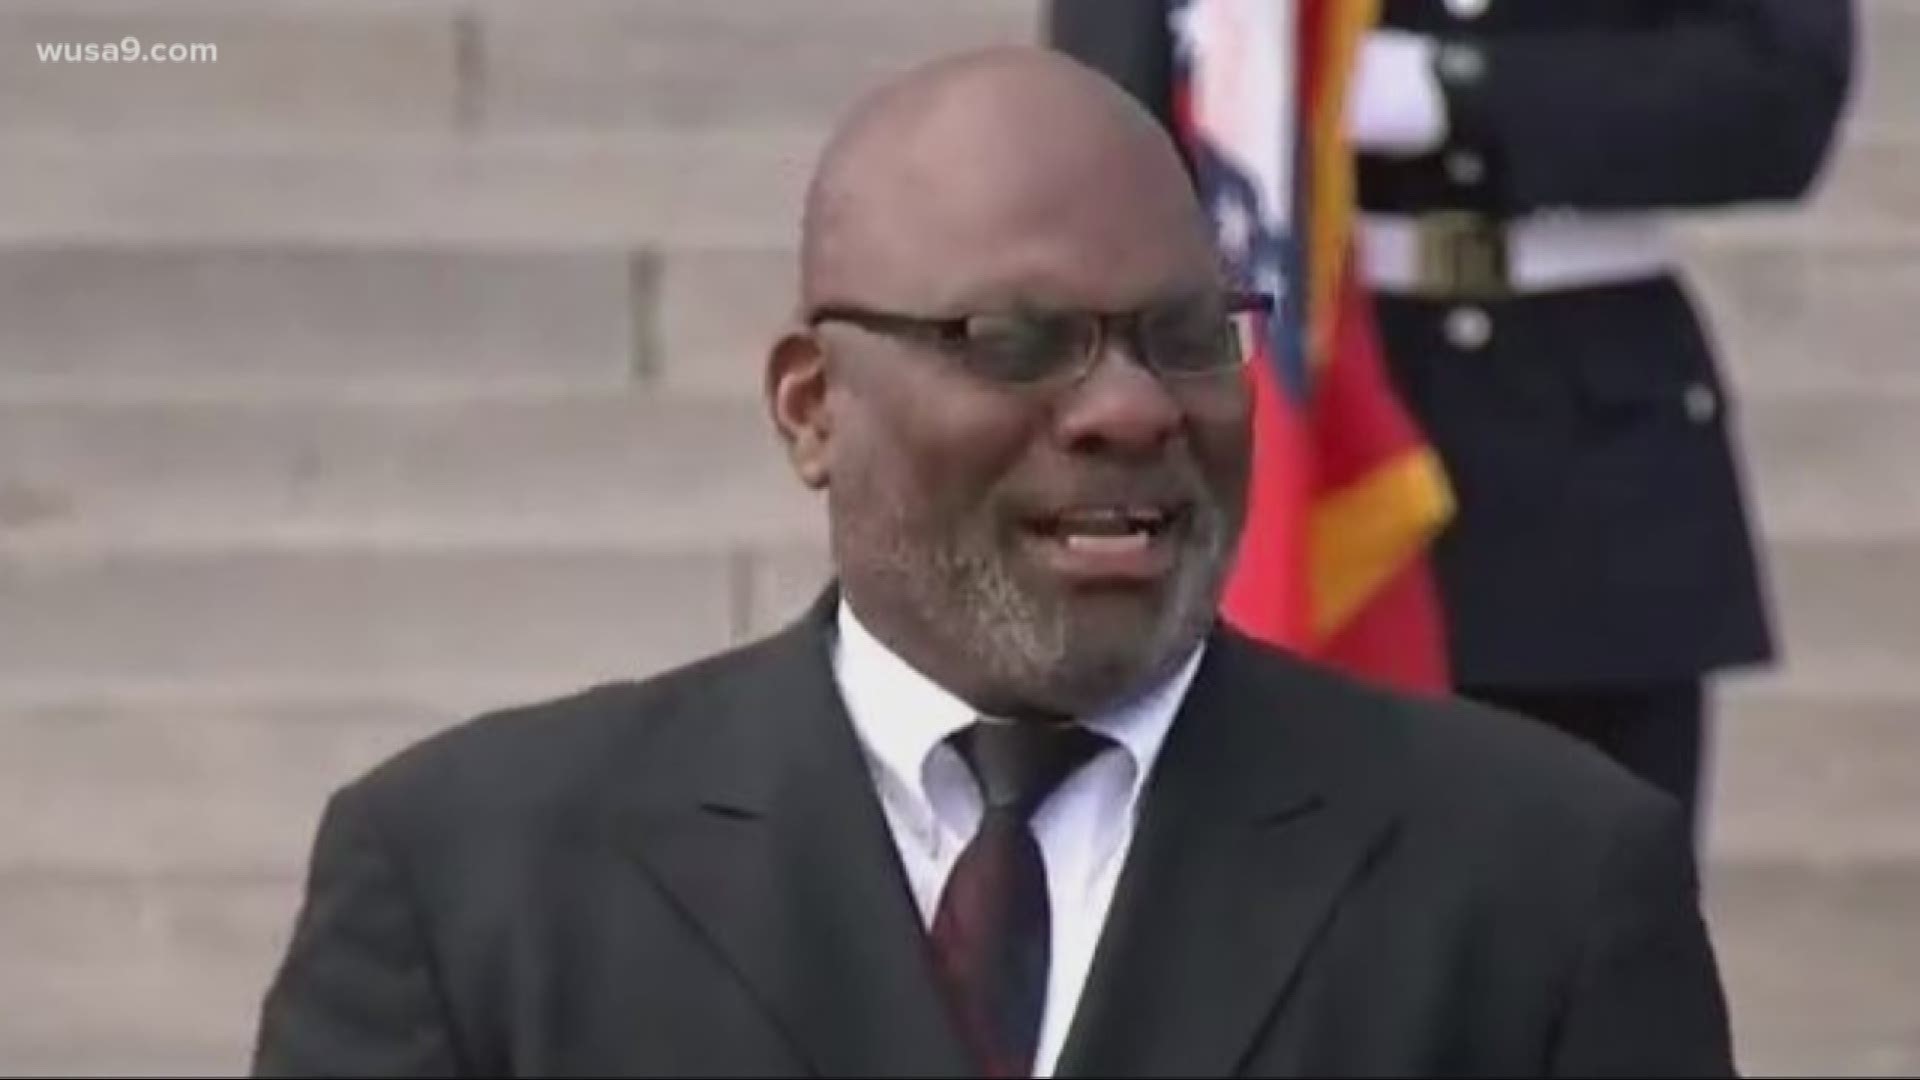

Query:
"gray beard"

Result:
[[834, 488, 1236, 717]]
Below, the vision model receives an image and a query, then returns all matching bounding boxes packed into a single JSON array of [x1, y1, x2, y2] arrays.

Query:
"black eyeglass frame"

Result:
[[804, 290, 1276, 386]]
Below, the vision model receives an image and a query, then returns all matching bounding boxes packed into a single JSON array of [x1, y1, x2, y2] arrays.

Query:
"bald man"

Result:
[[251, 47, 1735, 1078]]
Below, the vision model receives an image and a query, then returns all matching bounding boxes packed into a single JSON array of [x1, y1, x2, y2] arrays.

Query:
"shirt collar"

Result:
[[831, 597, 1203, 833]]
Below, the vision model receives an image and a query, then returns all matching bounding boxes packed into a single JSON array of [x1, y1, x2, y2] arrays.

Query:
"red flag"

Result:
[[1174, 0, 1454, 694]]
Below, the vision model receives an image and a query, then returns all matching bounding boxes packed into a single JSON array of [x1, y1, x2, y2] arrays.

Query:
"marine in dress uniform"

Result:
[[1046, 0, 1856, 831]]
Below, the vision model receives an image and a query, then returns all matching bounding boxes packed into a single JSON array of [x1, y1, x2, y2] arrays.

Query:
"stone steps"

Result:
[[1704, 853, 1920, 1068], [1, 1, 1036, 134], [3, 0, 1905, 138], [1859, 0, 1920, 134], [0, 548, 751, 699], [468, 0, 1037, 134], [0, 529, 1903, 699], [1685, 231, 1920, 394], [0, 244, 794, 402], [1739, 388, 1920, 541], [0, 395, 817, 554], [1707, 684, 1920, 866], [0, 130, 1912, 242], [0, 246, 644, 397], [3, 129, 1916, 250], [5, 389, 1911, 553], [0, 0, 1906, 254], [0, 697, 466, 877], [0, 6, 460, 134], [1706, 859, 1920, 1077], [1757, 537, 1920, 699], [0, 870, 297, 1077], [0, 133, 819, 250], [1797, 127, 1920, 230], [0, 236, 1911, 402]]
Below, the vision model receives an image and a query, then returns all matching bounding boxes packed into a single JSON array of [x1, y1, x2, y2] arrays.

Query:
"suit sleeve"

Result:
[[251, 784, 466, 1077], [1044, 0, 1178, 136], [1440, 0, 1856, 212], [1547, 798, 1737, 1078]]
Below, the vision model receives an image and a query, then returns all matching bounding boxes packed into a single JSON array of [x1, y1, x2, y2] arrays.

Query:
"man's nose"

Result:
[[1052, 343, 1183, 458]]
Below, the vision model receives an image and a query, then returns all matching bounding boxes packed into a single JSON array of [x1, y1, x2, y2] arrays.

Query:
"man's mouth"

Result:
[[1033, 505, 1177, 540], [1023, 505, 1190, 584]]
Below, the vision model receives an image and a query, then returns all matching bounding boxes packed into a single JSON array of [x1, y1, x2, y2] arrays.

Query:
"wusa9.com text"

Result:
[[38, 38, 218, 63]]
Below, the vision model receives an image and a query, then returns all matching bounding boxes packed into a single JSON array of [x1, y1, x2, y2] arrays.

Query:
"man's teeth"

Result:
[[1051, 509, 1168, 539], [1064, 531, 1151, 552]]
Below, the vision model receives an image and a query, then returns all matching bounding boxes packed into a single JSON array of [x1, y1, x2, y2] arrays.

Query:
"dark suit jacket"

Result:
[[252, 589, 1734, 1077], [1048, 0, 1855, 688]]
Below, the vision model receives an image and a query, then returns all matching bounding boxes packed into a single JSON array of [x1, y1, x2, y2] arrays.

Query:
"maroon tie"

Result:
[[929, 720, 1111, 1078]]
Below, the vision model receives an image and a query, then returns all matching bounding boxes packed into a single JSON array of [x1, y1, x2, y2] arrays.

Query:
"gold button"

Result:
[[1445, 305, 1493, 351]]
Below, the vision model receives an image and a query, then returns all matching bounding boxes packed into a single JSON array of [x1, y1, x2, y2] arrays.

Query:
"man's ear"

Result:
[[766, 328, 831, 490]]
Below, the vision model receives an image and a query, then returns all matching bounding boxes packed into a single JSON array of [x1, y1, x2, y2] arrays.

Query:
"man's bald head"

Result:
[[799, 46, 1218, 315]]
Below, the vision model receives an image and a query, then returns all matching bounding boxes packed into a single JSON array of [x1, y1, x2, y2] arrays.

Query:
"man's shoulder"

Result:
[[1227, 634, 1681, 837], [1385, 679, 1660, 813], [335, 632, 788, 833]]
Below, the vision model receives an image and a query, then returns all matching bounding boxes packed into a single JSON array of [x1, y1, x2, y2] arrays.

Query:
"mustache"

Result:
[[1008, 462, 1219, 515]]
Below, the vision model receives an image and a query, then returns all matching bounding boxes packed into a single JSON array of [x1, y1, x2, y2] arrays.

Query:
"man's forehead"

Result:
[[918, 230, 1226, 314], [821, 181, 1220, 319]]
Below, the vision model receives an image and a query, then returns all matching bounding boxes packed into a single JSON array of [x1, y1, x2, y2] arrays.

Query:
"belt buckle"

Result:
[[1415, 212, 1510, 300]]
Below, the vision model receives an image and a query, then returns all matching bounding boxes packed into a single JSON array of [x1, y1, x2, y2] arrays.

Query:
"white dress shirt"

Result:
[[831, 600, 1203, 1078]]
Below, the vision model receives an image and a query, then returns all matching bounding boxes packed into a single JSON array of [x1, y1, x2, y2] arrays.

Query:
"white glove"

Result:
[[1347, 29, 1448, 155]]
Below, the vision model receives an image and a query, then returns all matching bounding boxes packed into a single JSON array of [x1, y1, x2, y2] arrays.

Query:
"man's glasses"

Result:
[[806, 291, 1274, 386]]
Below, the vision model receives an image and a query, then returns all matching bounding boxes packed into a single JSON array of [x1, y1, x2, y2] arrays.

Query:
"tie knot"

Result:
[[950, 720, 1111, 819]]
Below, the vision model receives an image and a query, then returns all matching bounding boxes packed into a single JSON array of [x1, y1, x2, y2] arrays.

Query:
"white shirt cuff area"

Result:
[[1347, 29, 1448, 156]]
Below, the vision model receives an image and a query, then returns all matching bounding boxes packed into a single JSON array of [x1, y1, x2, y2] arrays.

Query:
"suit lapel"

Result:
[[1057, 629, 1405, 1078], [606, 590, 975, 1078]]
